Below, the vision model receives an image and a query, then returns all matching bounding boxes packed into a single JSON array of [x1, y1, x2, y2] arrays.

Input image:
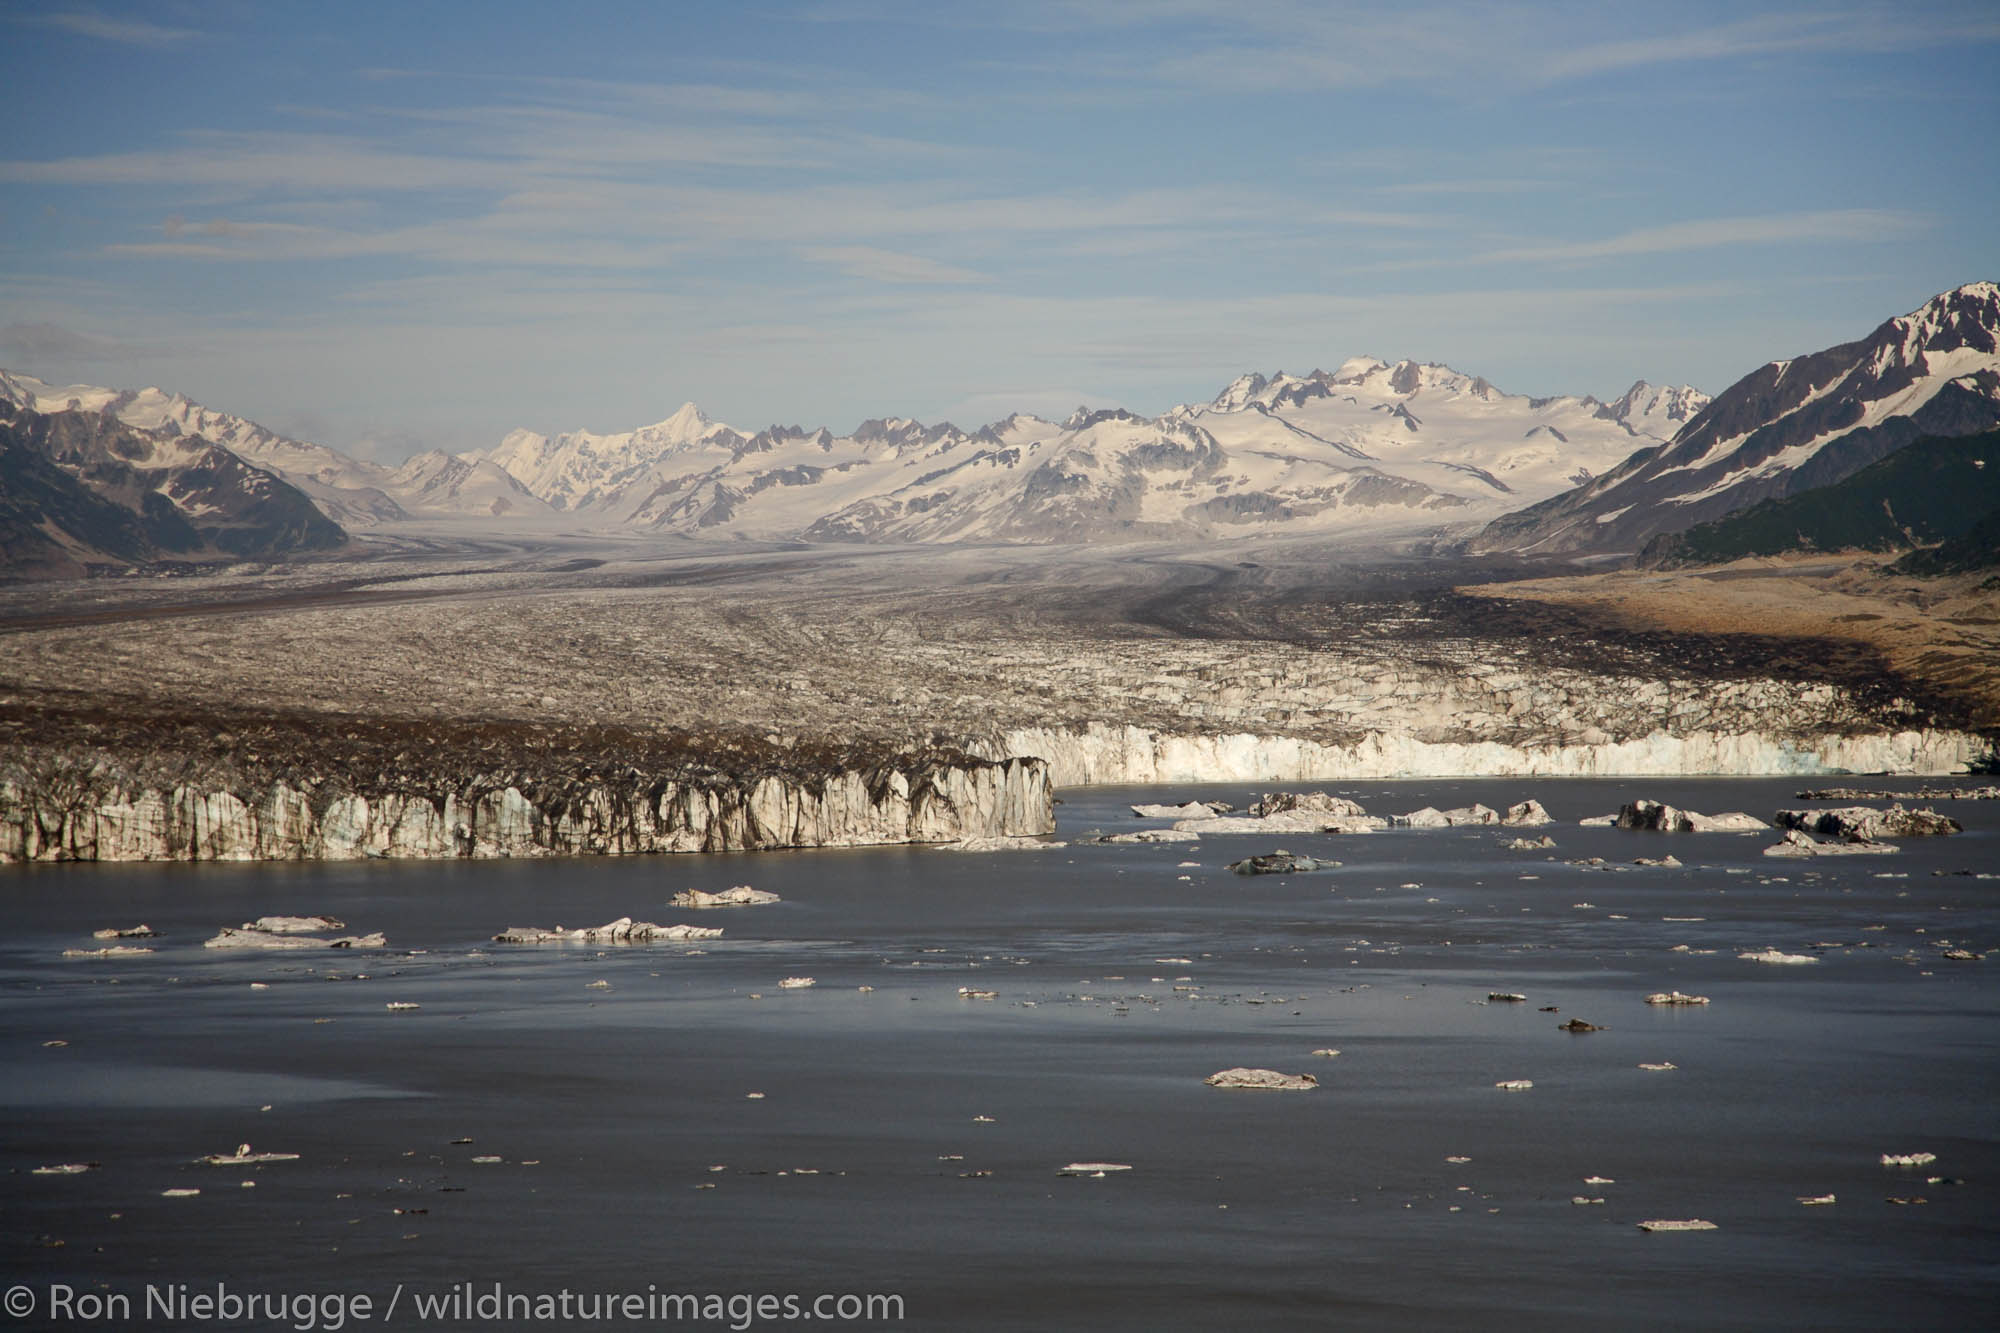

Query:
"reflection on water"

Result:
[[3, 778, 1996, 1330]]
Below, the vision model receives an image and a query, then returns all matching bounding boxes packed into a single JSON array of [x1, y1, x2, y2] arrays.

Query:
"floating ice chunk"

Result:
[[1205, 1068, 1318, 1091], [1502, 835, 1556, 850], [941, 837, 1069, 852], [1501, 800, 1553, 826], [1583, 1176, 1614, 1185], [1097, 829, 1201, 844], [93, 924, 157, 939], [161, 1188, 201, 1198], [385, 1002, 420, 1012], [1763, 829, 1896, 858], [1488, 992, 1527, 1002], [202, 1143, 299, 1166], [1637, 1062, 1679, 1072], [1881, 1152, 1937, 1167], [1740, 949, 1817, 965], [1774, 806, 1961, 840], [1132, 801, 1230, 818], [1393, 804, 1499, 828], [777, 977, 815, 989], [1228, 852, 1326, 875], [1638, 1219, 1717, 1232], [1058, 1162, 1133, 1175], [671, 886, 780, 908], [1579, 814, 1617, 826], [493, 918, 722, 943], [957, 988, 998, 999], [247, 915, 345, 934], [1615, 801, 1766, 832], [1798, 1194, 1836, 1205], [62, 945, 155, 958], [32, 1163, 97, 1175], [1494, 1080, 1534, 1091], [1644, 991, 1709, 1005], [1248, 792, 1363, 818], [1181, 813, 1384, 835], [204, 922, 384, 949], [1572, 1196, 1605, 1205]]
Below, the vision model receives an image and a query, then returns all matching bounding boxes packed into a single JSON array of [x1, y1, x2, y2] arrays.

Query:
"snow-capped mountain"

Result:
[[385, 451, 554, 519], [486, 402, 748, 515], [475, 358, 1701, 543], [0, 370, 405, 527], [0, 371, 552, 524], [1474, 281, 2000, 558], [2, 346, 1712, 548], [0, 396, 345, 576]]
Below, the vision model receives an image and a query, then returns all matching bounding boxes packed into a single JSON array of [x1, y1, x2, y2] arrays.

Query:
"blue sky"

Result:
[[3, 1, 1997, 459]]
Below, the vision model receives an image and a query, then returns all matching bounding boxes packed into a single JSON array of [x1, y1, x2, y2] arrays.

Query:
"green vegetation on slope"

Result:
[[1638, 430, 2000, 569]]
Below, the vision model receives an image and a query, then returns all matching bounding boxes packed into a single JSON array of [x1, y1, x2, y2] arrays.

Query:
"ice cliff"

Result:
[[0, 757, 1051, 863]]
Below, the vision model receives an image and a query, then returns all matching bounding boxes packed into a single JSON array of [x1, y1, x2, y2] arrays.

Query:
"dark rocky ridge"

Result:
[[0, 400, 346, 577]]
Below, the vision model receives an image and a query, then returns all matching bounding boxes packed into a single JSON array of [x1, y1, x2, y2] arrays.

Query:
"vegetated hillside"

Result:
[[0, 400, 346, 578], [1892, 506, 2000, 575], [1638, 429, 2000, 568]]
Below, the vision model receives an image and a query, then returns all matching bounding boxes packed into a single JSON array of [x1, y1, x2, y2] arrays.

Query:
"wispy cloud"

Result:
[[18, 7, 199, 46], [1538, 7, 2000, 83], [802, 246, 986, 284], [1477, 209, 1928, 265]]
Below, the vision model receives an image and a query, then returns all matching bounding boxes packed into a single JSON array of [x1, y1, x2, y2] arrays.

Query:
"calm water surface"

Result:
[[3, 778, 1996, 1331]]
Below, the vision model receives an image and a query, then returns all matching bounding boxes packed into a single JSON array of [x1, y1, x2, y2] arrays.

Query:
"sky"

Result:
[[2, 1, 1997, 461]]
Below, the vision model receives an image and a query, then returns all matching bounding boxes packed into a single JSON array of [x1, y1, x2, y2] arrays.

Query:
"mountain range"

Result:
[[0, 359, 1705, 551], [3, 281, 1995, 574]]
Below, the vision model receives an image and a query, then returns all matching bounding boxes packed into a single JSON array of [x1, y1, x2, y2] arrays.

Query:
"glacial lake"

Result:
[[3, 777, 1996, 1331]]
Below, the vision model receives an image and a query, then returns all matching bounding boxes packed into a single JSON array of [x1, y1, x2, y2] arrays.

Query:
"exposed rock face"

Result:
[[0, 757, 1052, 864], [1773, 805, 1963, 840]]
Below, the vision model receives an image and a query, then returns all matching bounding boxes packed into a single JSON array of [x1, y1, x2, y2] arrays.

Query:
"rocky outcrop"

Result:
[[0, 755, 1052, 864]]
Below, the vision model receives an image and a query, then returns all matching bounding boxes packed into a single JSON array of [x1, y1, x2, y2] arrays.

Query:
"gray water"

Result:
[[3, 778, 1996, 1331]]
